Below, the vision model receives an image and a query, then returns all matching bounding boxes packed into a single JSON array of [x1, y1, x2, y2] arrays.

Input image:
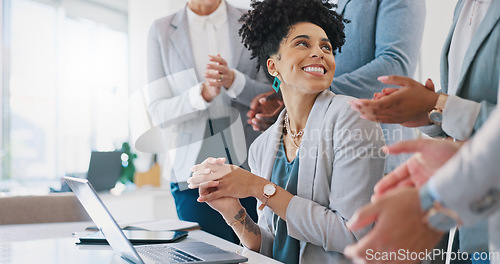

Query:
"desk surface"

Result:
[[0, 221, 281, 264]]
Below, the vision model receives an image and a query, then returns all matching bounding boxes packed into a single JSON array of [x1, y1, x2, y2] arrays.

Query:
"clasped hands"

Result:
[[201, 55, 235, 102], [188, 157, 257, 204]]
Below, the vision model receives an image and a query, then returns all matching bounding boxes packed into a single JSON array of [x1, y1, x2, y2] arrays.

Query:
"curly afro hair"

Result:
[[239, 0, 348, 83]]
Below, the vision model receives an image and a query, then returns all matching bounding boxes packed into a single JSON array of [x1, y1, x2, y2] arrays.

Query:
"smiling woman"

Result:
[[187, 0, 386, 263]]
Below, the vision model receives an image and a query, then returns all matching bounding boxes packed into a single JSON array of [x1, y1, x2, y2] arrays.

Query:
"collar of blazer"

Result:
[[441, 0, 500, 94], [168, 2, 246, 72], [261, 90, 334, 200]]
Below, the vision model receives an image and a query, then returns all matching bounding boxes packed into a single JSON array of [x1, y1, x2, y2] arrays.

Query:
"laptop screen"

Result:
[[64, 177, 144, 264]]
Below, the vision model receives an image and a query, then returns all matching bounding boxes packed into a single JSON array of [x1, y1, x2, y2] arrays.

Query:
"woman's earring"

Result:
[[272, 73, 281, 93]]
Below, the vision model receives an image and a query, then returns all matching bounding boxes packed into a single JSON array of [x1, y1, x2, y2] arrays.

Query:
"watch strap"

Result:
[[420, 185, 462, 232], [434, 93, 448, 111]]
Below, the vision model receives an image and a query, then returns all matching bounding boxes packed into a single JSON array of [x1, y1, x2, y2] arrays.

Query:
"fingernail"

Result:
[[381, 146, 389, 154], [377, 76, 388, 81], [204, 168, 211, 173]]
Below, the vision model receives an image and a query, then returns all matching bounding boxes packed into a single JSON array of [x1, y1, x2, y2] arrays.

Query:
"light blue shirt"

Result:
[[270, 141, 300, 264]]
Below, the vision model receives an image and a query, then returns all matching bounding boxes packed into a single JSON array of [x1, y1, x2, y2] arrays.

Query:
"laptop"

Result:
[[64, 177, 248, 264], [86, 151, 123, 191]]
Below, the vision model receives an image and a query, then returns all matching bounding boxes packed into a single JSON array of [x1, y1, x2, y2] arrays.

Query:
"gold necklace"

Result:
[[284, 113, 304, 155]]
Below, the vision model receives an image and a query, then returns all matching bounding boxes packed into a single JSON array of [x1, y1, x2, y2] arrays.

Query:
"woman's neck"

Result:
[[188, 1, 221, 16], [282, 91, 318, 132]]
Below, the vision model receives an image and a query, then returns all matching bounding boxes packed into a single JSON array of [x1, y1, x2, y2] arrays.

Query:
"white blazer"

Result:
[[146, 3, 270, 182]]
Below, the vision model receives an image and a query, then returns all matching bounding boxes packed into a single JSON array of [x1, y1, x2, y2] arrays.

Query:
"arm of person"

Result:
[[196, 185, 264, 253], [285, 103, 386, 252], [344, 187, 444, 263], [231, 68, 273, 108], [146, 23, 213, 127], [206, 55, 272, 108], [439, 95, 496, 140], [330, 0, 425, 99], [246, 91, 284, 131], [188, 157, 293, 255], [429, 104, 500, 226], [344, 106, 500, 262], [349, 76, 439, 127]]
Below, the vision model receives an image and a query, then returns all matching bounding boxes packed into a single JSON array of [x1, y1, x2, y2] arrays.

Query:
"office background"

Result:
[[0, 0, 456, 195]]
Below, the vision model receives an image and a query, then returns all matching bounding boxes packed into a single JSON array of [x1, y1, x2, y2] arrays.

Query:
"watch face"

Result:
[[264, 183, 276, 196], [429, 111, 443, 124]]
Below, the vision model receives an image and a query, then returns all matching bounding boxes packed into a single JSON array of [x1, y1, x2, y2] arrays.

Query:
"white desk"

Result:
[[0, 221, 281, 264]]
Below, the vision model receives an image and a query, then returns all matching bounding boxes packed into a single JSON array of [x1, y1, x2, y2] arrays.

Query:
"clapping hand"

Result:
[[372, 139, 462, 202], [205, 55, 235, 89], [345, 188, 444, 264], [247, 90, 284, 131], [349, 76, 438, 127]]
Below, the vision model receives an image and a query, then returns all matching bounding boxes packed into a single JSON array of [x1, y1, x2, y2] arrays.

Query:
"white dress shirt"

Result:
[[448, 0, 492, 95], [186, 0, 246, 118], [441, 0, 493, 140]]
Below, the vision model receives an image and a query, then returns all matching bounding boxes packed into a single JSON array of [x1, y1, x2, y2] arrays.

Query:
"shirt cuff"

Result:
[[442, 95, 481, 140], [189, 83, 212, 110], [418, 124, 445, 138], [225, 70, 246, 98], [426, 178, 442, 204]]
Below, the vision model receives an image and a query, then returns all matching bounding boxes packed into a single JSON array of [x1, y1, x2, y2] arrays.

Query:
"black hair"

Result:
[[239, 0, 348, 83]]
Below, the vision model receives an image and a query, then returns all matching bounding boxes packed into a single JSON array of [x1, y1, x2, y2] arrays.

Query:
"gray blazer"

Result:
[[430, 102, 500, 258], [331, 0, 426, 173], [420, 0, 499, 252], [146, 3, 270, 181], [248, 91, 385, 263], [421, 0, 499, 140]]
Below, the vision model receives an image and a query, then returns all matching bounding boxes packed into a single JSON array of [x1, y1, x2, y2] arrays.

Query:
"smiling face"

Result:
[[267, 22, 335, 95]]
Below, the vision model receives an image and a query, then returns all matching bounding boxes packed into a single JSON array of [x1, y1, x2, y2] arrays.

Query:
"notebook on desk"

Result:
[[64, 176, 247, 264]]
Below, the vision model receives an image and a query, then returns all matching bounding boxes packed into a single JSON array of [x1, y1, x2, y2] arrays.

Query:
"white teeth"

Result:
[[303, 67, 325, 74]]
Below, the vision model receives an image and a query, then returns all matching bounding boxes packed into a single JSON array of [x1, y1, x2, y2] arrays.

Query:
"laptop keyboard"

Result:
[[136, 244, 203, 263]]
